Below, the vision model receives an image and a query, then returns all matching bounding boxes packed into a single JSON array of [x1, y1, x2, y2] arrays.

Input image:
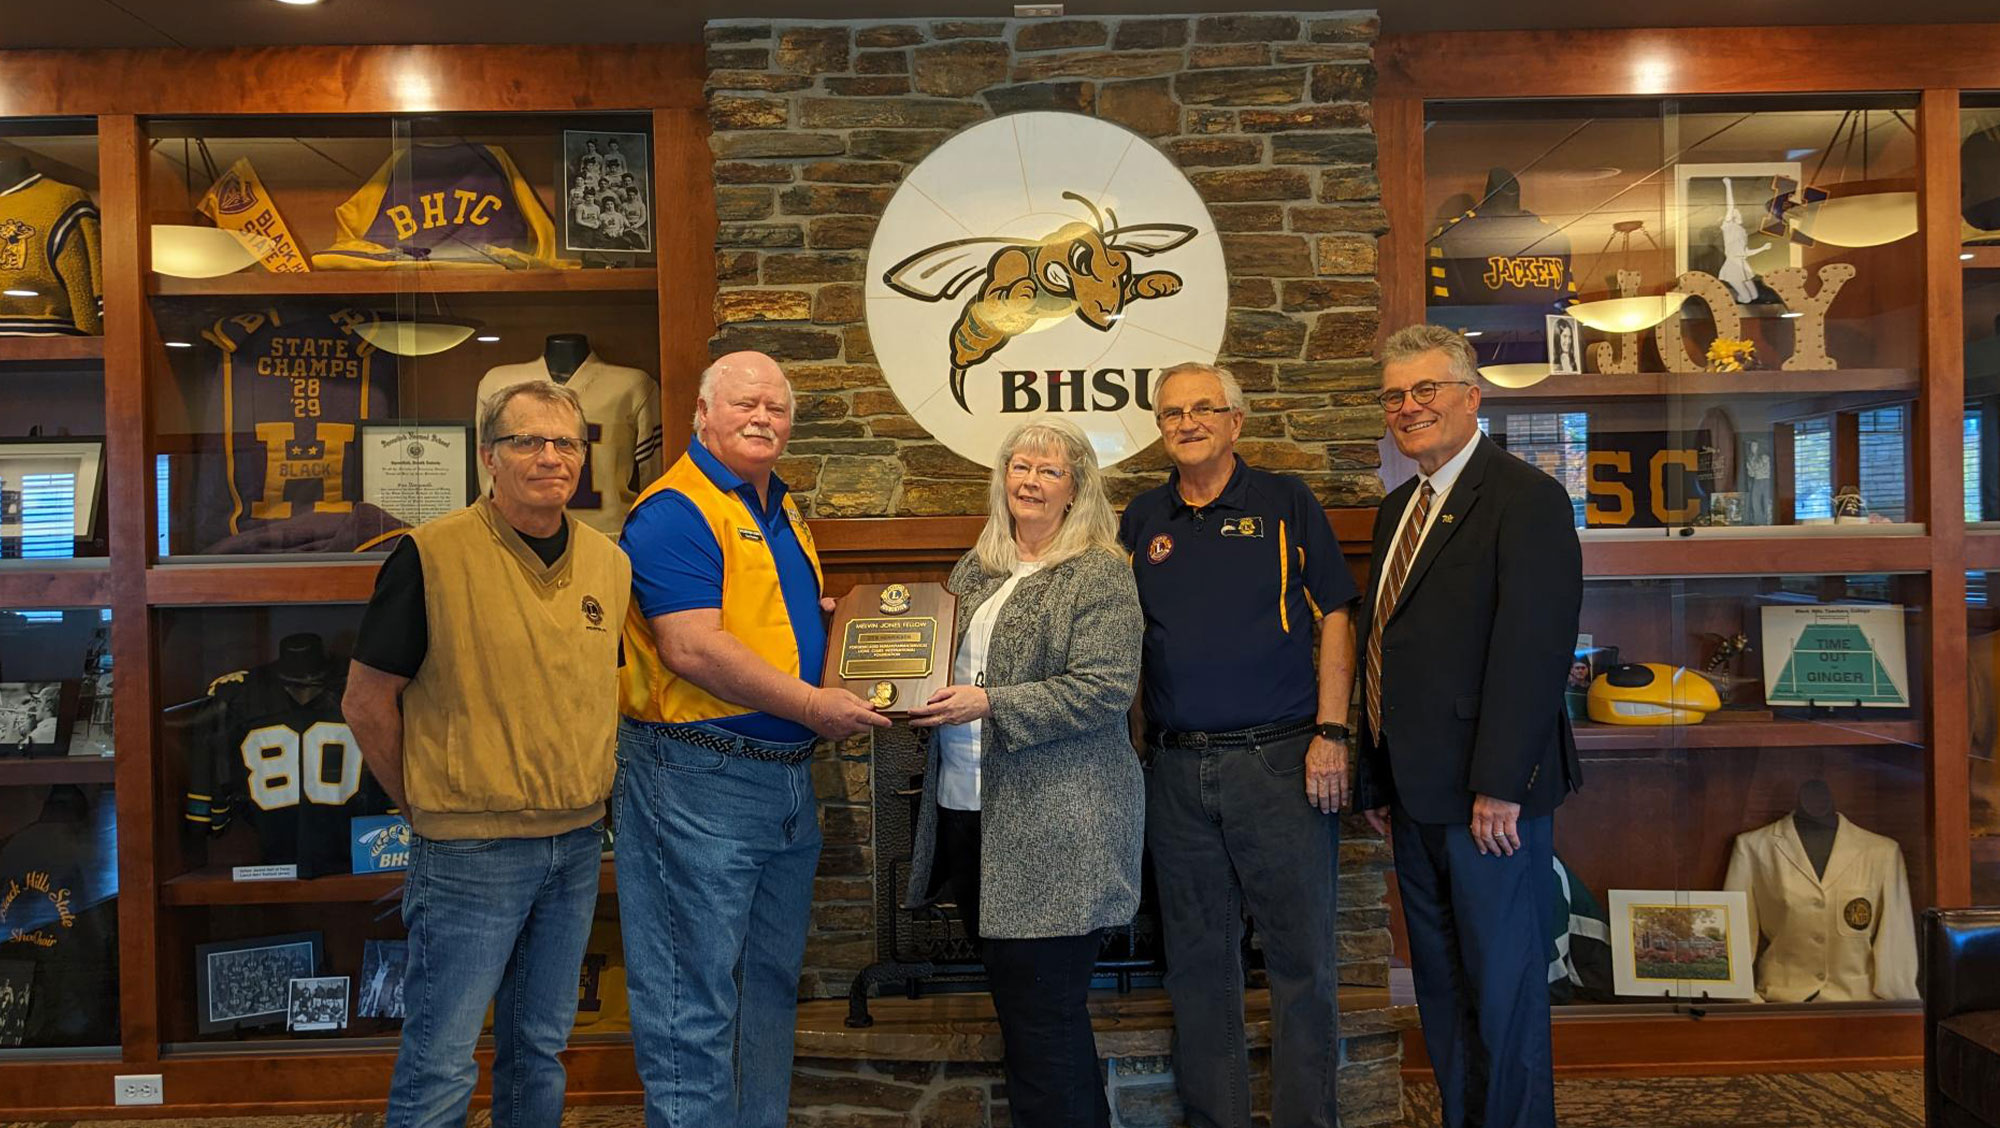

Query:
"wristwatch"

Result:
[[1315, 721, 1350, 743]]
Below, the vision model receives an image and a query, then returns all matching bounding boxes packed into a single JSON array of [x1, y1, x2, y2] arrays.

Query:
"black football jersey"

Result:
[[184, 663, 391, 878]]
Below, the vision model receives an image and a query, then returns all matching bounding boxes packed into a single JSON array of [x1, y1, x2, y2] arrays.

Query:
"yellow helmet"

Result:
[[1586, 663, 1722, 725]]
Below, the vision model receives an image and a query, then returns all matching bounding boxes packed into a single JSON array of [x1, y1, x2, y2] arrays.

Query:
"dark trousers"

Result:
[[1391, 802, 1555, 1128], [936, 806, 1110, 1128], [1145, 730, 1341, 1128]]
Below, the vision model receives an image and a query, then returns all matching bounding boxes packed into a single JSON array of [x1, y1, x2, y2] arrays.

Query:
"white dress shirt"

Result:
[[937, 560, 1046, 811], [1374, 431, 1482, 605]]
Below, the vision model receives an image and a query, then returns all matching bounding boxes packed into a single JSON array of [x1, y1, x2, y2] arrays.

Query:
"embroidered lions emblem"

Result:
[[1842, 897, 1873, 931]]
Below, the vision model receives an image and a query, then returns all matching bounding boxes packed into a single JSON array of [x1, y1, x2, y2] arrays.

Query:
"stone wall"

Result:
[[704, 12, 1388, 516]]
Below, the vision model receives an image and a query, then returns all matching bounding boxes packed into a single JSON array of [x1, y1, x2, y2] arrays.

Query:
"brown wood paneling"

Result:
[[1579, 532, 1932, 577], [146, 565, 382, 606], [0, 566, 110, 607], [1376, 94, 1425, 346], [0, 755, 117, 786], [150, 268, 658, 298], [0, 335, 104, 362], [654, 106, 716, 462], [1921, 88, 1974, 908], [1971, 534, 2000, 570], [1379, 25, 2000, 99], [97, 113, 161, 1063], [161, 860, 615, 907], [0, 44, 703, 117]]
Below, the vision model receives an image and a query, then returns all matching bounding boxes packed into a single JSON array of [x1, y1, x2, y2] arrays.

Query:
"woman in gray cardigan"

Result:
[[907, 418, 1144, 1128]]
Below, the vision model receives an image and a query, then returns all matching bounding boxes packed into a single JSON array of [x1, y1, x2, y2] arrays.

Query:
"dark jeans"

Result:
[[936, 806, 1110, 1128], [1146, 730, 1341, 1128]]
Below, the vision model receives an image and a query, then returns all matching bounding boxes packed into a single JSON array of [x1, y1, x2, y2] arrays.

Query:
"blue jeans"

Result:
[[385, 822, 603, 1128], [616, 718, 822, 1128]]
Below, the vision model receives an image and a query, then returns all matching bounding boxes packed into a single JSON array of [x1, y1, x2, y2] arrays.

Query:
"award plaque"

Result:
[[359, 422, 474, 527], [822, 582, 957, 717]]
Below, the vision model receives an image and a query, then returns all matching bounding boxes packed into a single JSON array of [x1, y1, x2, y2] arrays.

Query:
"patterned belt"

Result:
[[656, 722, 817, 764], [1154, 718, 1315, 750]]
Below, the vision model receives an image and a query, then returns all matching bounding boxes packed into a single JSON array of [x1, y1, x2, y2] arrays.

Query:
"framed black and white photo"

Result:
[[0, 960, 32, 1047], [358, 939, 408, 1020], [286, 975, 350, 1032], [194, 932, 322, 1034], [1545, 314, 1582, 376], [0, 438, 105, 552], [561, 130, 651, 255], [1673, 163, 1802, 306], [0, 679, 79, 756]]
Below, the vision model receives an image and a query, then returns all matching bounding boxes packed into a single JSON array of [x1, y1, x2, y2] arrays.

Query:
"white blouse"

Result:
[[936, 560, 1045, 811]]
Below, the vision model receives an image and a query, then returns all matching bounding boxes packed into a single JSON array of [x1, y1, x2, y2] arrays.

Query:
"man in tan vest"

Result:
[[344, 380, 631, 1128]]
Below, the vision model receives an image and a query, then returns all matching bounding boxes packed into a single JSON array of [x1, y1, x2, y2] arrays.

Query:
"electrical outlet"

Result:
[[114, 1074, 164, 1106], [1014, 4, 1065, 16]]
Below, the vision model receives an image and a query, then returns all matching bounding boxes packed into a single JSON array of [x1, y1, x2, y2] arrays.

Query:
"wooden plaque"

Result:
[[823, 582, 958, 718]]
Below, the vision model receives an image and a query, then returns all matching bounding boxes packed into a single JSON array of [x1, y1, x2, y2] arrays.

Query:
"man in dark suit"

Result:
[[1355, 324, 1583, 1128]]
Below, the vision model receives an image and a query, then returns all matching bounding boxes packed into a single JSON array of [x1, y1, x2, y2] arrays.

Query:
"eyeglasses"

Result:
[[492, 433, 585, 459], [1006, 461, 1069, 484], [1377, 380, 1472, 412], [1156, 404, 1238, 426]]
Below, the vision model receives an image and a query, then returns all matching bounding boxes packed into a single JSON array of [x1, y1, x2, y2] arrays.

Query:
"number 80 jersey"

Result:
[[183, 663, 395, 878]]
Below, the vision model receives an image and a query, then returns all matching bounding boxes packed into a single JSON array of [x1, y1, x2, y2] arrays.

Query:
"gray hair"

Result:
[[693, 359, 797, 429], [973, 419, 1125, 575], [479, 380, 586, 448], [1380, 323, 1480, 385], [1150, 362, 1245, 413]]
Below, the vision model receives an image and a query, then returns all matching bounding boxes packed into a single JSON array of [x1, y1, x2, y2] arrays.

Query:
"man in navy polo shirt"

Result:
[[1119, 361, 1358, 1128]]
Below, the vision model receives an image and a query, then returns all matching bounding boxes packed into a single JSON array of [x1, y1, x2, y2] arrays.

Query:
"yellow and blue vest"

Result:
[[618, 441, 825, 742]]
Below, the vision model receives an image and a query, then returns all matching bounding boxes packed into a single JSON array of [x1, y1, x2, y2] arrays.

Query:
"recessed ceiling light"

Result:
[[476, 335, 501, 343], [271, 0, 323, 6], [1963, 252, 1978, 261], [165, 340, 194, 348], [1557, 166, 1623, 183], [3, 288, 37, 297], [1462, 330, 1483, 337], [1780, 311, 1803, 319]]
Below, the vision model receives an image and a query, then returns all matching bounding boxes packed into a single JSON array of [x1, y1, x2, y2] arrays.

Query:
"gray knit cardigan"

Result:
[[903, 545, 1146, 940]]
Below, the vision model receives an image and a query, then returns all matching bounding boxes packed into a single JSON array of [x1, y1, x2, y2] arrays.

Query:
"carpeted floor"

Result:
[[1397, 1071, 1922, 1128], [2, 1071, 1926, 1128]]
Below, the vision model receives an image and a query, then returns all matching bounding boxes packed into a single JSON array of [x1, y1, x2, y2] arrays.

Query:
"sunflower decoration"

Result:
[[1706, 336, 1757, 372]]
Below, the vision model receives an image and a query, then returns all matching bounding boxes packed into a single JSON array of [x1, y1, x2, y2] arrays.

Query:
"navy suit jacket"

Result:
[[1353, 434, 1584, 824]]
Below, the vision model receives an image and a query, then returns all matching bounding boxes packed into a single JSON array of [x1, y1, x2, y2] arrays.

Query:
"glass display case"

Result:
[[1425, 98, 1923, 537], [1561, 573, 1926, 1008], [0, 119, 107, 566], [0, 606, 118, 1051], [142, 113, 662, 560]]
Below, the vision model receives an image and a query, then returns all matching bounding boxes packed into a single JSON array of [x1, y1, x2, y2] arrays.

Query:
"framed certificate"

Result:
[[0, 438, 104, 542], [359, 422, 474, 528]]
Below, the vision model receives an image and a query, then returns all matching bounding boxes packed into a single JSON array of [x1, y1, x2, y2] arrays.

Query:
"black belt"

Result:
[[655, 721, 817, 764], [1153, 718, 1314, 750]]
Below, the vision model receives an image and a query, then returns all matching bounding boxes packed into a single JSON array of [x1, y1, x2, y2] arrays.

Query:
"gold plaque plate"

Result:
[[838, 616, 939, 679]]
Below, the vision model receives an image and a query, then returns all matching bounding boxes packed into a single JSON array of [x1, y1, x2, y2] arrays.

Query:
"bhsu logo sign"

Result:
[[865, 112, 1227, 469]]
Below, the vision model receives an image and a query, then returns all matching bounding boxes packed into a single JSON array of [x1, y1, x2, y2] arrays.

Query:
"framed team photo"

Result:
[[194, 932, 322, 1034], [561, 130, 651, 255], [286, 975, 350, 1032], [1607, 889, 1756, 1000]]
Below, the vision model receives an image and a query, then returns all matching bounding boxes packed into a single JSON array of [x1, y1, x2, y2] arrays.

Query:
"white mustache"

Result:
[[739, 426, 778, 440]]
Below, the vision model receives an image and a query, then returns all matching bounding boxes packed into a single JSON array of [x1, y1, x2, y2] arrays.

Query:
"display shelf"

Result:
[[148, 267, 658, 298], [162, 859, 617, 906], [0, 563, 111, 608], [1572, 716, 1923, 752], [145, 563, 382, 607], [0, 336, 105, 363], [1963, 245, 2000, 268], [1579, 532, 1931, 577], [1478, 369, 1915, 400], [1970, 532, 2000, 570], [0, 755, 116, 786]]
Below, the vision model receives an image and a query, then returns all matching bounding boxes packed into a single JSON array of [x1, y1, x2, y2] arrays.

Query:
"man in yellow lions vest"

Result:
[[343, 380, 630, 1128], [617, 350, 889, 1128]]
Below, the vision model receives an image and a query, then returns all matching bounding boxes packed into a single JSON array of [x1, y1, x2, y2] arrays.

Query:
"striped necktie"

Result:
[[1365, 480, 1435, 739]]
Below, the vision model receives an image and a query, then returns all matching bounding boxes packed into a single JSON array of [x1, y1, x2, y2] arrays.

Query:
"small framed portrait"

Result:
[[0, 680, 79, 756], [286, 975, 350, 1032], [561, 130, 651, 255], [358, 939, 409, 1020], [194, 932, 322, 1034], [1545, 314, 1582, 375], [1608, 889, 1756, 1000], [0, 438, 105, 552]]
